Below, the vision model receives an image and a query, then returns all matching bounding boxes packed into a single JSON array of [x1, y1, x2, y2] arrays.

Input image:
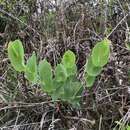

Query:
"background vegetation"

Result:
[[0, 0, 130, 129]]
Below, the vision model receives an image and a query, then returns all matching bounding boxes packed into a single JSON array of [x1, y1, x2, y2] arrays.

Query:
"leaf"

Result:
[[51, 83, 64, 101], [63, 80, 74, 101], [86, 74, 96, 87], [62, 50, 76, 68], [72, 82, 83, 98], [8, 40, 25, 72], [70, 86, 83, 108], [55, 64, 67, 82], [25, 52, 37, 83], [63, 79, 82, 101], [52, 80, 82, 107], [92, 38, 111, 67], [85, 56, 102, 76], [38, 59, 53, 92], [66, 64, 77, 76], [127, 126, 130, 130]]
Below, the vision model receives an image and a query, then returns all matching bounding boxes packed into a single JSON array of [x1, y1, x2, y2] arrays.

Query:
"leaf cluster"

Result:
[[85, 38, 111, 87], [8, 40, 83, 107], [8, 38, 111, 106]]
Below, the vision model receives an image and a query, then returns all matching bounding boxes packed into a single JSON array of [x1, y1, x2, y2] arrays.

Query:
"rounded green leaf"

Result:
[[85, 56, 102, 76], [51, 84, 64, 101], [38, 59, 53, 92], [92, 38, 111, 67], [66, 64, 77, 76], [70, 86, 83, 108], [8, 40, 25, 72], [63, 80, 74, 100], [72, 81, 83, 98], [63, 80, 82, 101], [55, 64, 67, 82], [86, 74, 96, 88], [25, 52, 37, 83], [62, 50, 76, 68]]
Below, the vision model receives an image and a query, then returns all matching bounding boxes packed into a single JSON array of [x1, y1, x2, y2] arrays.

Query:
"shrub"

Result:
[[8, 40, 83, 107], [8, 38, 111, 106]]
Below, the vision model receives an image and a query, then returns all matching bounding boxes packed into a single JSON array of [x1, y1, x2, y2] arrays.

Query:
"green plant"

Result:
[[8, 40, 83, 107], [85, 38, 111, 87], [8, 38, 111, 106]]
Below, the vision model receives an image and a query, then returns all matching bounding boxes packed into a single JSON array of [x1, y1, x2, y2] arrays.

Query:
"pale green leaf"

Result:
[[38, 59, 53, 92], [72, 82, 82, 97], [63, 79, 82, 101], [86, 74, 96, 87], [8, 40, 25, 72], [70, 86, 83, 108], [92, 38, 111, 67], [51, 83, 64, 101], [85, 56, 102, 76], [62, 50, 76, 68], [55, 64, 67, 82], [25, 52, 37, 83], [66, 64, 77, 76]]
